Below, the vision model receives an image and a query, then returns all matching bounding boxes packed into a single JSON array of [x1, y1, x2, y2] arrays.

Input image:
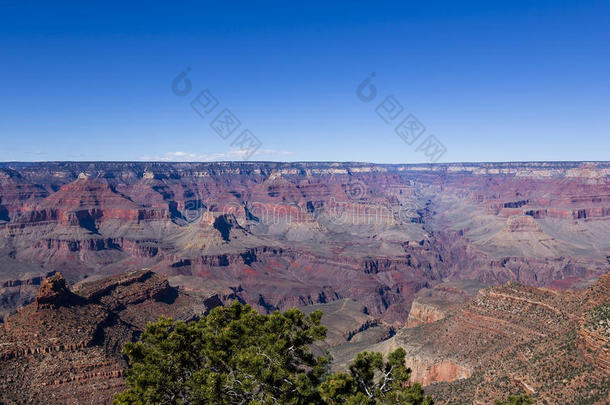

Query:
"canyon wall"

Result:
[[0, 161, 608, 326]]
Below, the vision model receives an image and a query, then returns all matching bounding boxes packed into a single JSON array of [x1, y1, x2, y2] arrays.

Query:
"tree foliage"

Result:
[[494, 394, 535, 405], [113, 302, 435, 404], [320, 348, 433, 405], [114, 301, 328, 404]]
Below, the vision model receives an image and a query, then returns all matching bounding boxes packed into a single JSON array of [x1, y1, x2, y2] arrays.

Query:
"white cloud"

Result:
[[139, 149, 295, 162]]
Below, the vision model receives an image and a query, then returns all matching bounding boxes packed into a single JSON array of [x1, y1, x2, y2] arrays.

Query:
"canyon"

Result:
[[0, 161, 608, 403], [1, 161, 608, 323]]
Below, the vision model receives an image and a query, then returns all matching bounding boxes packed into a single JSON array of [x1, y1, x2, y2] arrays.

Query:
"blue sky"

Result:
[[1, 0, 609, 163]]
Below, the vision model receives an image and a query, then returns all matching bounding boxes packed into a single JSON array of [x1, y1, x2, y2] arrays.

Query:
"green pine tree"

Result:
[[113, 301, 328, 404], [319, 348, 433, 405]]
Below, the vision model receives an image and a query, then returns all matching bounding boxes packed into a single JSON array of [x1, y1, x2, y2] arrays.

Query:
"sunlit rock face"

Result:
[[0, 161, 608, 326]]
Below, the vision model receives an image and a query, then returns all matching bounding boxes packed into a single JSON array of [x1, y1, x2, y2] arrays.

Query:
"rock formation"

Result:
[[363, 275, 610, 404], [35, 272, 80, 309], [406, 280, 486, 328], [0, 270, 220, 404]]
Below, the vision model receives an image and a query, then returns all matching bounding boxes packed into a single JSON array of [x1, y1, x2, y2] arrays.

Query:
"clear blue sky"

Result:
[[1, 0, 609, 163]]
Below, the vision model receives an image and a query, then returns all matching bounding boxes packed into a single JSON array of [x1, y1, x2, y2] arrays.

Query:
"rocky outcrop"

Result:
[[0, 270, 220, 404], [371, 275, 610, 404], [406, 357, 472, 386], [35, 272, 81, 309], [406, 281, 486, 328], [505, 215, 541, 232], [407, 300, 447, 327]]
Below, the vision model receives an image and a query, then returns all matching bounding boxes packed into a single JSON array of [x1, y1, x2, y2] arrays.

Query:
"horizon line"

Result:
[[0, 160, 609, 165]]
